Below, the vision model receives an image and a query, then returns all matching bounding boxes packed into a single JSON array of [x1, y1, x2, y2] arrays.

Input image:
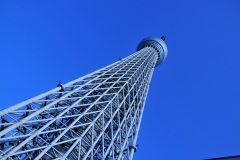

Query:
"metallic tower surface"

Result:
[[0, 36, 168, 160]]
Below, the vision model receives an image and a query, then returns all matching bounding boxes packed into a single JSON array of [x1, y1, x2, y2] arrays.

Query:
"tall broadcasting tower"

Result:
[[0, 36, 168, 160]]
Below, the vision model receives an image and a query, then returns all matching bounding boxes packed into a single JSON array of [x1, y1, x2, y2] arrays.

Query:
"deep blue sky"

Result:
[[1, 1, 240, 159]]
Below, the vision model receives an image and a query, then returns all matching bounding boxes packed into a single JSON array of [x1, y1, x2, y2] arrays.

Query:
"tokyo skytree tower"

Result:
[[0, 36, 168, 160]]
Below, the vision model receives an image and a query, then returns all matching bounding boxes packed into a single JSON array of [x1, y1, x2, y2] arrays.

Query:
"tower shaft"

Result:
[[0, 37, 167, 160]]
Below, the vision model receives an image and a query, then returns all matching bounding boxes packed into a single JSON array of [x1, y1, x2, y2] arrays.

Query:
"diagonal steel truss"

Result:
[[0, 37, 167, 160]]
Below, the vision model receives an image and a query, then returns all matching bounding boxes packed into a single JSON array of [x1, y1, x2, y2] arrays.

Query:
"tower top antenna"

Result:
[[161, 36, 166, 41]]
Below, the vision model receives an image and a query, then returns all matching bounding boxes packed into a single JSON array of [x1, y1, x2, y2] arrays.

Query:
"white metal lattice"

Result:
[[0, 46, 159, 160]]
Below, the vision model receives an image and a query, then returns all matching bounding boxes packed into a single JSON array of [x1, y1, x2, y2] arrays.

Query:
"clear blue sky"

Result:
[[0, 1, 240, 159]]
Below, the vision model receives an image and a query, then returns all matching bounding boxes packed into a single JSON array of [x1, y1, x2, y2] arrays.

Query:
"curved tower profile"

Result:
[[0, 36, 168, 160]]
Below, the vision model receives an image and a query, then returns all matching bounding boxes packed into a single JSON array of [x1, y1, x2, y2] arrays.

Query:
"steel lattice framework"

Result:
[[0, 37, 168, 160]]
